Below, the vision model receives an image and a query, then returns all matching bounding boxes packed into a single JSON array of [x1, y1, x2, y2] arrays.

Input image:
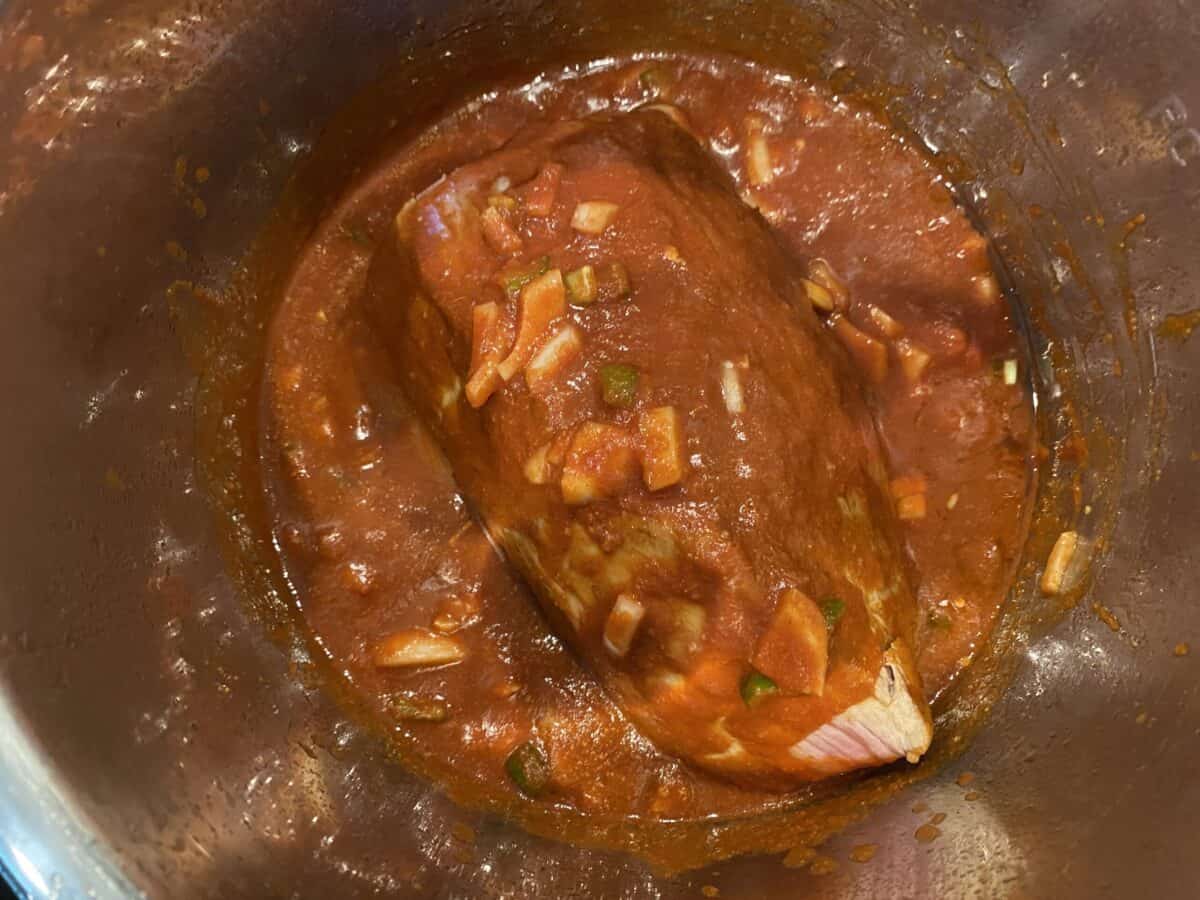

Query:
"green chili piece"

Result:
[[638, 66, 674, 96], [501, 255, 551, 298], [338, 222, 373, 248], [565, 265, 598, 306], [599, 261, 632, 300], [505, 740, 550, 798], [599, 363, 639, 408], [821, 597, 846, 629], [740, 670, 779, 706]]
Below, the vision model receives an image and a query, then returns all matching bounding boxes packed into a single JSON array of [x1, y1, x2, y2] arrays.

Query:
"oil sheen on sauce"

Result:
[[263, 54, 1036, 821]]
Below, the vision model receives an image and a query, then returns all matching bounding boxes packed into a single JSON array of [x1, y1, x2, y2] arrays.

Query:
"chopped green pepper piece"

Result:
[[990, 356, 1020, 384], [599, 363, 639, 408], [565, 265, 599, 306], [638, 66, 674, 96], [505, 740, 550, 798], [383, 693, 449, 723], [499, 255, 551, 299], [338, 222, 373, 248], [598, 261, 632, 301], [487, 193, 518, 211], [928, 610, 952, 630], [821, 597, 846, 629], [741, 670, 778, 705]]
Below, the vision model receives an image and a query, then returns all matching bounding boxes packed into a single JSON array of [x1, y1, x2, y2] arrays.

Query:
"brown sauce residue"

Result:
[[1157, 309, 1200, 341], [809, 855, 839, 876], [1093, 602, 1121, 632], [849, 842, 879, 863], [257, 52, 1035, 861], [915, 822, 942, 843]]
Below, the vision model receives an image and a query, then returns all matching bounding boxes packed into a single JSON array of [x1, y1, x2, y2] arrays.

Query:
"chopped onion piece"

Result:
[[744, 119, 774, 187], [560, 470, 599, 506], [752, 588, 828, 695], [491, 176, 512, 193], [890, 474, 927, 499], [801, 278, 835, 312], [497, 269, 566, 381], [959, 233, 987, 258], [895, 338, 932, 382], [571, 201, 620, 235], [439, 376, 462, 409], [431, 594, 481, 634], [374, 629, 466, 668], [644, 103, 693, 134], [469, 301, 503, 372], [744, 192, 785, 223], [465, 301, 510, 408], [806, 259, 849, 310], [480, 205, 523, 254], [546, 431, 571, 467], [896, 493, 927, 520], [645, 669, 686, 698], [720, 360, 745, 414], [561, 422, 638, 505], [487, 193, 518, 211], [1040, 530, 1079, 595], [970, 273, 1000, 305], [1003, 358, 1019, 385], [524, 443, 552, 485], [523, 162, 564, 217], [832, 315, 889, 383], [747, 137, 773, 185], [525, 323, 583, 394], [789, 646, 932, 770], [664, 602, 707, 665], [603, 593, 646, 657], [465, 361, 502, 409], [638, 406, 688, 491], [867, 304, 904, 338], [565, 265, 598, 306]]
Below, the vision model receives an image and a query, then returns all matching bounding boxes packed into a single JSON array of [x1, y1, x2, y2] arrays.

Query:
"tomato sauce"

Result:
[[263, 54, 1035, 821]]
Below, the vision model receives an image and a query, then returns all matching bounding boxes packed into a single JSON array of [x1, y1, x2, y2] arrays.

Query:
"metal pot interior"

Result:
[[0, 0, 1196, 896]]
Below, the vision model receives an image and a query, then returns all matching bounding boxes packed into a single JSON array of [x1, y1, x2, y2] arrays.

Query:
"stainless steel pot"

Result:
[[0, 0, 1196, 896]]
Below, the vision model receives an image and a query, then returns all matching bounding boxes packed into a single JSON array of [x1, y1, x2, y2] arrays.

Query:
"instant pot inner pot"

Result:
[[0, 0, 1196, 897]]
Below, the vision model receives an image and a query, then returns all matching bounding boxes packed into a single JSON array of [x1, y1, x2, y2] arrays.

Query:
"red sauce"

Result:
[[263, 54, 1035, 821]]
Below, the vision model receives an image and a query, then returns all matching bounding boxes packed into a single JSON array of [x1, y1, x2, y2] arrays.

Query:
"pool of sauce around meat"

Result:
[[263, 54, 1036, 822]]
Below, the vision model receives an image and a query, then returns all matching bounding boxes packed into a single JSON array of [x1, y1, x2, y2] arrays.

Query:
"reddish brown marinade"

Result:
[[264, 55, 1035, 820], [364, 108, 933, 789]]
